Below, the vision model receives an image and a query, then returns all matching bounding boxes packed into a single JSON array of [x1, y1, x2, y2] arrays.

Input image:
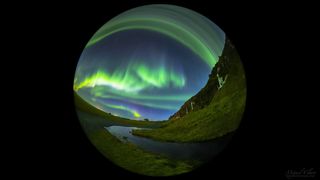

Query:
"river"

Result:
[[105, 125, 232, 161], [77, 110, 232, 161]]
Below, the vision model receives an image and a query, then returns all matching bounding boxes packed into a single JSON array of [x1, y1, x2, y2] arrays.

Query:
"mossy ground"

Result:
[[77, 107, 200, 176], [75, 94, 200, 176]]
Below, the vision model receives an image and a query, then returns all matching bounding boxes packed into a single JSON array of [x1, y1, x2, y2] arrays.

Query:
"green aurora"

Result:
[[74, 63, 185, 92], [86, 4, 225, 68], [74, 5, 225, 120]]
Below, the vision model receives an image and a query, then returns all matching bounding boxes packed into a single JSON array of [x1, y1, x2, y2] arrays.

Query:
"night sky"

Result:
[[74, 5, 225, 120]]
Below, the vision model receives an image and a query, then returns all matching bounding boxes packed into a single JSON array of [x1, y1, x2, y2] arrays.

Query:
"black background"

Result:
[[7, 1, 319, 179]]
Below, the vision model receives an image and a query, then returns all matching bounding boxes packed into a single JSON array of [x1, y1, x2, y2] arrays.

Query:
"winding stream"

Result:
[[77, 110, 232, 161], [105, 125, 232, 161]]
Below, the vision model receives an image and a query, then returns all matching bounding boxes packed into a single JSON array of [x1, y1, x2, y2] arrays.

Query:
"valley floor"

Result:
[[78, 109, 200, 176]]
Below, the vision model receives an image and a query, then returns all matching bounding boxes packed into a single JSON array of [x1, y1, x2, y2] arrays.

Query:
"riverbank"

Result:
[[77, 109, 200, 176]]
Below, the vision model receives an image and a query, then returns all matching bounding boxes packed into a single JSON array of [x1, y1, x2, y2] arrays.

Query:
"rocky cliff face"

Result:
[[169, 38, 233, 120]]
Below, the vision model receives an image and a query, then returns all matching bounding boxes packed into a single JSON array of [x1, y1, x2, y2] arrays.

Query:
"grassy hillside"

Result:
[[132, 38, 246, 142], [74, 92, 163, 128]]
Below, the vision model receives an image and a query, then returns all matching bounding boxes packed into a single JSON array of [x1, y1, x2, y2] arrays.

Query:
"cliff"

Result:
[[169, 38, 233, 120]]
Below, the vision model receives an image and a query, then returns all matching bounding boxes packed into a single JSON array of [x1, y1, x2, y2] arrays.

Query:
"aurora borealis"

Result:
[[74, 5, 225, 120]]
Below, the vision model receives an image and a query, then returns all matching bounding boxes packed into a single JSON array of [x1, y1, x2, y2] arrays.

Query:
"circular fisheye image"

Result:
[[74, 4, 246, 176]]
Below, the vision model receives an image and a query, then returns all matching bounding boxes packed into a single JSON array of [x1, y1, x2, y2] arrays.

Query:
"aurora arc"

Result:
[[104, 103, 141, 118], [85, 5, 225, 68], [74, 63, 185, 92], [74, 5, 225, 120], [74, 62, 188, 118]]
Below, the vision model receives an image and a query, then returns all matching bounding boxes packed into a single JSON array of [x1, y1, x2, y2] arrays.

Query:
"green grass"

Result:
[[132, 41, 246, 142], [78, 109, 200, 176]]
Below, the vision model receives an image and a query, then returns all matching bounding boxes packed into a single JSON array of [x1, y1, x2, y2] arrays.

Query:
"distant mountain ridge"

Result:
[[169, 38, 233, 120]]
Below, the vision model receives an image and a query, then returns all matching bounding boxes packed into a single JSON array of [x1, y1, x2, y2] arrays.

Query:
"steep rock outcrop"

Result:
[[169, 38, 233, 120]]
